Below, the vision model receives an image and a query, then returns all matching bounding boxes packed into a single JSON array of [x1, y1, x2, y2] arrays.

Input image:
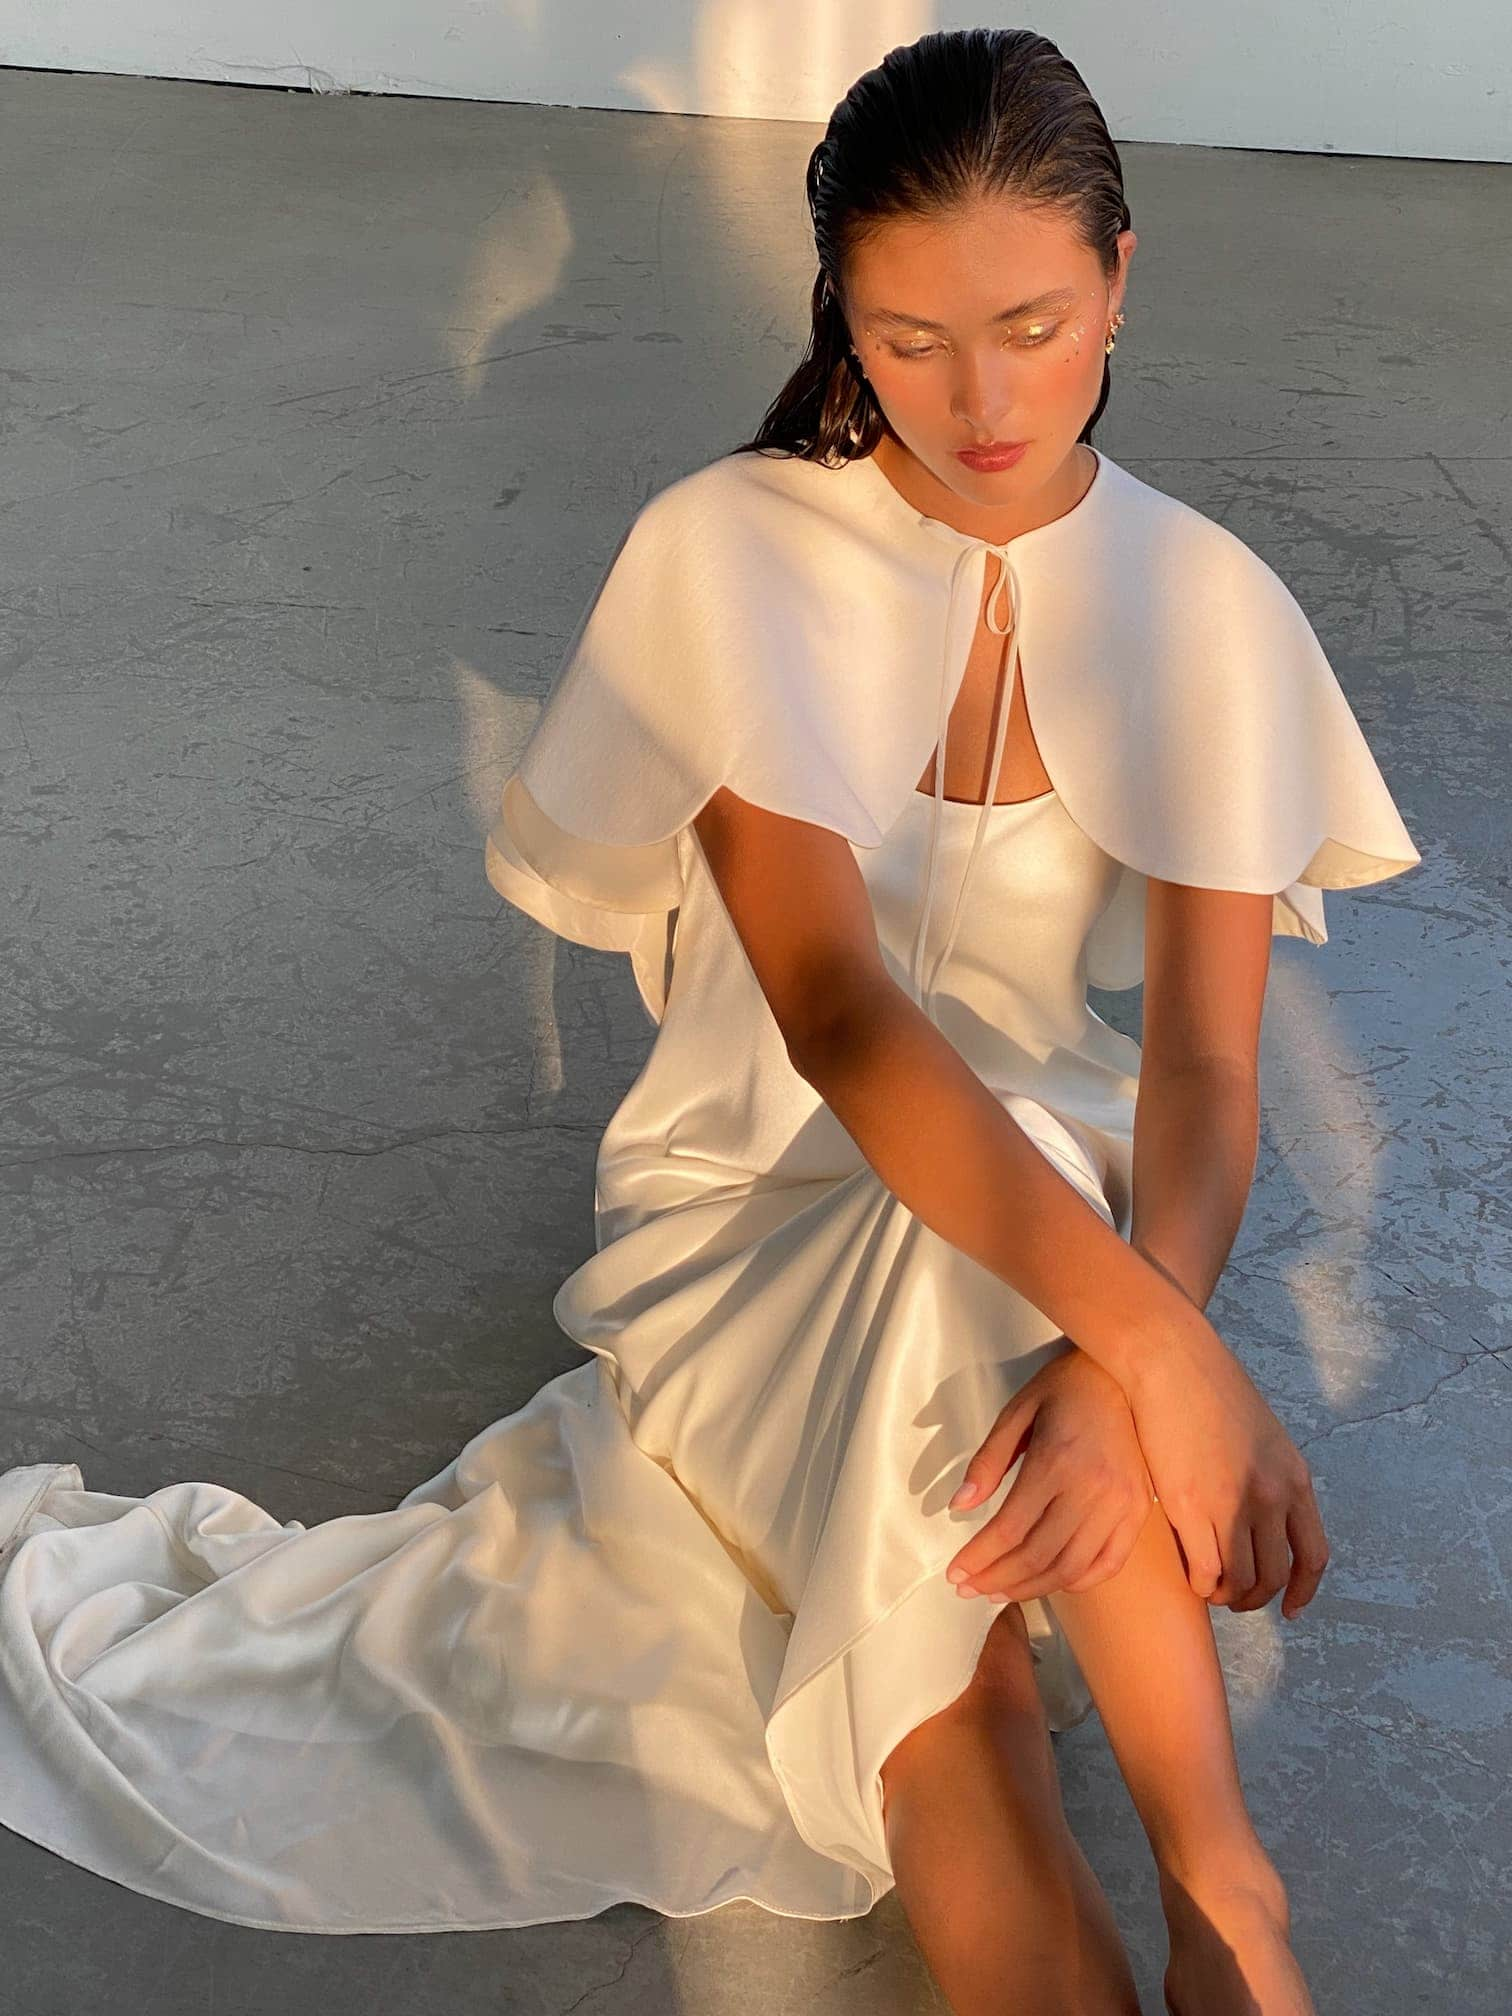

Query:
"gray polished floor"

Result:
[[1, 63, 1506, 2016]]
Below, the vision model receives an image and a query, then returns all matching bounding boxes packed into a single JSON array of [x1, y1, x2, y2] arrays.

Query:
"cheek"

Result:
[[867, 363, 928, 422], [1048, 326, 1107, 402], [859, 370, 932, 454]]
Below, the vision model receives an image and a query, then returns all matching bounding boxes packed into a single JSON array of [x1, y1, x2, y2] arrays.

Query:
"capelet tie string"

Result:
[[907, 539, 1024, 1025]]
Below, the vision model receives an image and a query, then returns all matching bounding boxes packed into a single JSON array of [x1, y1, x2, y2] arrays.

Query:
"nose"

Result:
[[948, 351, 1018, 437]]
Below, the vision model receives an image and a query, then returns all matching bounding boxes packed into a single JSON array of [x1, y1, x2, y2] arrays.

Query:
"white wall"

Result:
[[3, 0, 1508, 162]]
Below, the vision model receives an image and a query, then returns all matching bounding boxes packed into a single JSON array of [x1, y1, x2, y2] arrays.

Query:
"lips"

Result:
[[954, 440, 1031, 469]]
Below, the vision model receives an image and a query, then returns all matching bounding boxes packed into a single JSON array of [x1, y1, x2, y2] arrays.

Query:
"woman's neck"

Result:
[[869, 432, 1096, 545]]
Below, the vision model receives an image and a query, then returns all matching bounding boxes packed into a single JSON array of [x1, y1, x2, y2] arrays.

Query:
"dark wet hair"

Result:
[[728, 27, 1131, 465]]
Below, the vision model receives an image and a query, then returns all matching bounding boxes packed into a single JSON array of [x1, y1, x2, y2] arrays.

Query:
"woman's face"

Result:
[[841, 194, 1136, 515]]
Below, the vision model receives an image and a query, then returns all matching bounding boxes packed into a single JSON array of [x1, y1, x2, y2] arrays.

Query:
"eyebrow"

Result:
[[866, 288, 1076, 331]]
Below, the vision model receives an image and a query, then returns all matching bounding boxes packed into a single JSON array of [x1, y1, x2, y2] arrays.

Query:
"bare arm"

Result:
[[691, 786, 1213, 1393], [793, 984, 1205, 1390], [1128, 1066, 1260, 1315], [1127, 877, 1275, 1314]]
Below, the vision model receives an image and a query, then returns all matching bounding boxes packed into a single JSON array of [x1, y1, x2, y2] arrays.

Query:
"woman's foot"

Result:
[[1158, 1853, 1316, 2016]]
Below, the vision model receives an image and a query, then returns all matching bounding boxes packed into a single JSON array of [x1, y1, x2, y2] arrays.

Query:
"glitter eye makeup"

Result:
[[865, 287, 1101, 365], [884, 321, 1058, 359], [878, 316, 1089, 363]]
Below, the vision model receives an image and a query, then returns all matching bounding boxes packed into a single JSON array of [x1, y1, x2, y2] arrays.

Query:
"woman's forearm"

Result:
[[793, 983, 1216, 1391], [1129, 1063, 1260, 1316]]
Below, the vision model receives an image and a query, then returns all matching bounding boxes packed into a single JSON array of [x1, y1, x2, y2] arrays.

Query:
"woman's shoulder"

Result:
[[625, 444, 1304, 628], [628, 446, 859, 544], [1102, 455, 1301, 607]]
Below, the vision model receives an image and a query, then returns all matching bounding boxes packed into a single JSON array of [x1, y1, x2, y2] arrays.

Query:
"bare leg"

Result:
[[1041, 1503, 1316, 2016], [879, 1600, 1140, 2015]]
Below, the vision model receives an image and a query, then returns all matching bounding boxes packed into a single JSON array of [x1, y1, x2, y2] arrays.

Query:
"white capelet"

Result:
[[485, 445, 1422, 1023]]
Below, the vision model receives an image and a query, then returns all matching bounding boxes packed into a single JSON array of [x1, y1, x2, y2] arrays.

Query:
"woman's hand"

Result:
[[943, 1346, 1155, 1604], [1123, 1323, 1330, 1619]]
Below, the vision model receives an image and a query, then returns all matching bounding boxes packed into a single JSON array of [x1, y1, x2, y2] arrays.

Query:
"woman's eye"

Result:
[[884, 325, 1060, 362]]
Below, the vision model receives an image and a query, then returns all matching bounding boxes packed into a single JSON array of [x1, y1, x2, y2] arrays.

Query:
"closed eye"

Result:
[[886, 325, 1062, 361]]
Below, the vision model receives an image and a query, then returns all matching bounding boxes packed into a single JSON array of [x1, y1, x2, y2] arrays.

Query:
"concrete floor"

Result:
[[1, 62, 1507, 2016]]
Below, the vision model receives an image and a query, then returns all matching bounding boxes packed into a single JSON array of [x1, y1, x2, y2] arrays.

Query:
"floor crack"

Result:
[[1296, 1352, 1490, 1448]]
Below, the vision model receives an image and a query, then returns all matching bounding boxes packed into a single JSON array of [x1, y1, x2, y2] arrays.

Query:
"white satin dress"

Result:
[[0, 546, 1146, 1933]]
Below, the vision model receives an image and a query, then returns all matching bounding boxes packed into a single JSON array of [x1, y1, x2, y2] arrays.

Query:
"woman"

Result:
[[0, 25, 1419, 2016]]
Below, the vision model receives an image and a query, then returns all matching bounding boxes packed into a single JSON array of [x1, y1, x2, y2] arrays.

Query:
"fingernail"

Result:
[[946, 1565, 968, 1584], [953, 1582, 978, 1598], [949, 1482, 979, 1509]]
